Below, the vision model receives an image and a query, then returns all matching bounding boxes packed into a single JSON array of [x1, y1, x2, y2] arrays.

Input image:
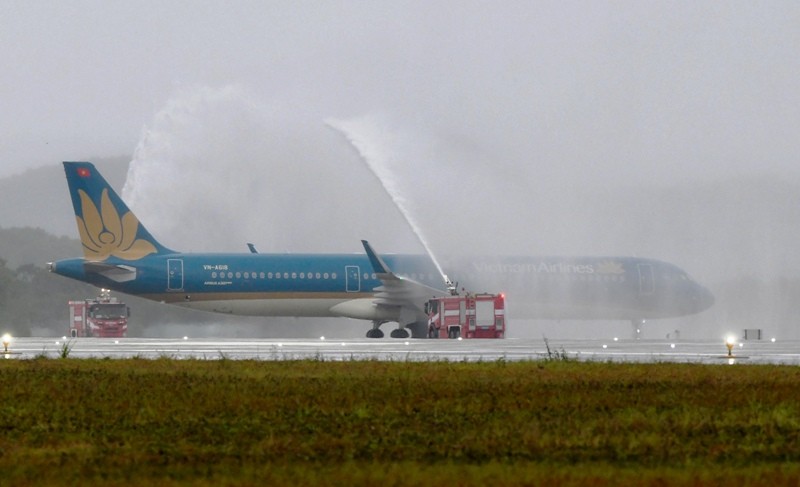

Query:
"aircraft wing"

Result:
[[361, 240, 447, 322]]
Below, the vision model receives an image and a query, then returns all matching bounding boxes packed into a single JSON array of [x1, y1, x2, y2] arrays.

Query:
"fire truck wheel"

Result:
[[428, 327, 437, 339]]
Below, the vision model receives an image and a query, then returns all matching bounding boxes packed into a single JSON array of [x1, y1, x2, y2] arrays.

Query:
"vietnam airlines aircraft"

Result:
[[49, 162, 714, 338]]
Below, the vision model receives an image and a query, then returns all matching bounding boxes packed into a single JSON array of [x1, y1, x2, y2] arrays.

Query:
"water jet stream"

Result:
[[325, 117, 448, 286]]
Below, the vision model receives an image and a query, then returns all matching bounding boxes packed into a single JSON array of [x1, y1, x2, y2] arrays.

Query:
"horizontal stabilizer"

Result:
[[83, 261, 137, 283]]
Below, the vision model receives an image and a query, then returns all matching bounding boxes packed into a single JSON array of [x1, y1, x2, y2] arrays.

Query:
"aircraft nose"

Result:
[[693, 283, 715, 312]]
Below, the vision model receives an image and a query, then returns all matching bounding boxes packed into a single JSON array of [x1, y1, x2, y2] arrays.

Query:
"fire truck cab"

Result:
[[425, 292, 506, 339], [69, 289, 130, 338]]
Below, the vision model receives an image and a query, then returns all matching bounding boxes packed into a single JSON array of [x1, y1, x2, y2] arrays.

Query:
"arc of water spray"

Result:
[[325, 118, 450, 288]]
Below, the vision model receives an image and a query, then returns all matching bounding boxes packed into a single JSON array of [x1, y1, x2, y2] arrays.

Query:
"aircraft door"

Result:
[[345, 265, 360, 292], [637, 263, 654, 295], [168, 259, 184, 291]]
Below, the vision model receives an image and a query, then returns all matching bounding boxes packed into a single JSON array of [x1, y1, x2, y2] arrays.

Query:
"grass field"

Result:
[[1, 357, 800, 486]]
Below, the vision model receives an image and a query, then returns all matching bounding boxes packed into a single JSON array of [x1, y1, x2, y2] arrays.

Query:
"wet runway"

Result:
[[4, 336, 800, 364]]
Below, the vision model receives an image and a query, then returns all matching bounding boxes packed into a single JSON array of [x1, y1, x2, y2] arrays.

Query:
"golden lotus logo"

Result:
[[76, 189, 157, 261], [595, 260, 625, 274]]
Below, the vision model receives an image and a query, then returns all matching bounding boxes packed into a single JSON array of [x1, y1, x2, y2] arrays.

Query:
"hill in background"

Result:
[[0, 157, 129, 238]]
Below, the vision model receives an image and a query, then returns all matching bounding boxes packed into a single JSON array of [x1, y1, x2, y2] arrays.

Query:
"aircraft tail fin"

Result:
[[63, 161, 174, 261]]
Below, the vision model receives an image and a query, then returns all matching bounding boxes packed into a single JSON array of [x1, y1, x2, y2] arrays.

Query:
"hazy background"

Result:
[[2, 1, 799, 339]]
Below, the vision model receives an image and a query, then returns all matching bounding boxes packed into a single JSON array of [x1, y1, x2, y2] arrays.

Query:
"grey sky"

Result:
[[2, 1, 799, 182], [3, 1, 800, 274], [4, 1, 800, 340]]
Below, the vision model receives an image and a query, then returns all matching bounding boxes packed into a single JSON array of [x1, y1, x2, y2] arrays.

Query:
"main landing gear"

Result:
[[390, 328, 410, 339], [366, 320, 385, 338], [366, 321, 427, 339]]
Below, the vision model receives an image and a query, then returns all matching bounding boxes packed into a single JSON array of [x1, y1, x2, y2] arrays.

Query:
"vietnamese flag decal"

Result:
[[77, 167, 91, 178]]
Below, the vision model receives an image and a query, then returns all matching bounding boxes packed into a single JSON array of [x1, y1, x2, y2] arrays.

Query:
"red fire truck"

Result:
[[425, 292, 506, 339], [69, 289, 130, 338]]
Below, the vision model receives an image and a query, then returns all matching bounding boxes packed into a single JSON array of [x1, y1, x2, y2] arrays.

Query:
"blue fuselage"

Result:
[[51, 251, 714, 322]]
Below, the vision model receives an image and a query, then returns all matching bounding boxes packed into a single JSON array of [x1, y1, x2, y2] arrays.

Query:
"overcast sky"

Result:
[[2, 0, 799, 180], [4, 1, 800, 339]]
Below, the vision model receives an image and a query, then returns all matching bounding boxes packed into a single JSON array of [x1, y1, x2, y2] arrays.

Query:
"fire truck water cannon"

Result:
[[443, 275, 458, 296], [425, 291, 506, 339], [68, 289, 130, 338]]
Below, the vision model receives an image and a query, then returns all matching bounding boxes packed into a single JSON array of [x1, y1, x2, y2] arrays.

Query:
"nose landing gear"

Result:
[[632, 319, 645, 340]]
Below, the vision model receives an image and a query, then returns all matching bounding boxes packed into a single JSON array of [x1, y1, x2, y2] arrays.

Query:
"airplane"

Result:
[[49, 161, 714, 338]]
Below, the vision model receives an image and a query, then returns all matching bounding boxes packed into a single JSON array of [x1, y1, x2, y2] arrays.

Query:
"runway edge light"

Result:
[[725, 335, 736, 357]]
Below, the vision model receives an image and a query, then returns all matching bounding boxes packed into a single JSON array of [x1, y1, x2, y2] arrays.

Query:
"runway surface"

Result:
[[3, 336, 800, 364]]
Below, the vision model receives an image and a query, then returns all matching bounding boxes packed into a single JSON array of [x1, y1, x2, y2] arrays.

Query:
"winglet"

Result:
[[361, 240, 448, 320], [361, 240, 394, 277]]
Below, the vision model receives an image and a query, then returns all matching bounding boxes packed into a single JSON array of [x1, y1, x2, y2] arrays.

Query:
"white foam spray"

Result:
[[325, 115, 448, 284], [122, 85, 275, 251], [120, 85, 416, 254]]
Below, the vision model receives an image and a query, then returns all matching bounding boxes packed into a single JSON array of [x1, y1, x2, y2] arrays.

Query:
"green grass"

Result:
[[1, 358, 800, 485]]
